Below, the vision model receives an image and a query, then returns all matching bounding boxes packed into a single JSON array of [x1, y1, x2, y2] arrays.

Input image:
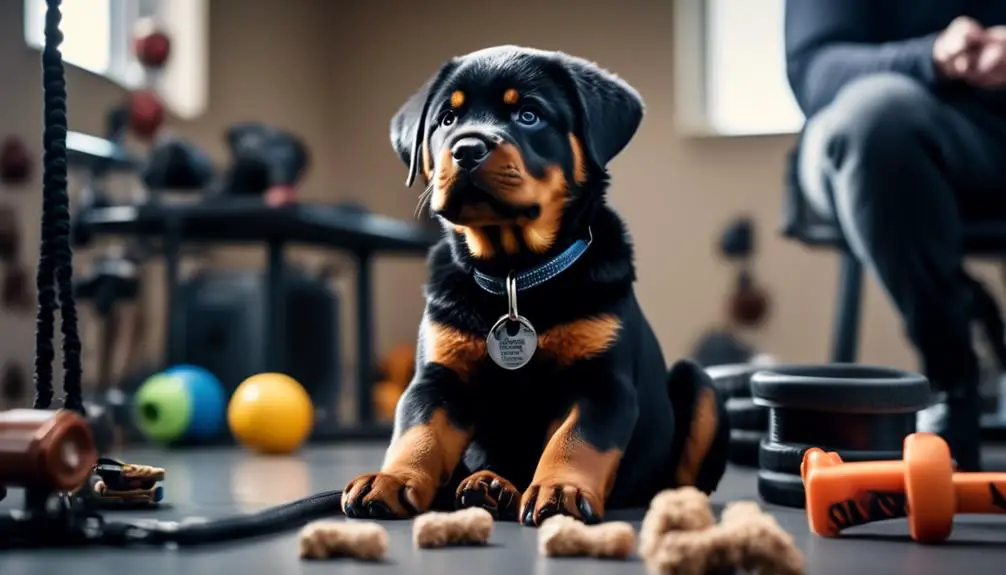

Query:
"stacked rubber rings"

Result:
[[707, 363, 770, 467], [750, 364, 932, 508]]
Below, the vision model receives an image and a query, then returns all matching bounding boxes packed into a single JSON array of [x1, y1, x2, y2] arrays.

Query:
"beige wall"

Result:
[[9, 0, 976, 410]]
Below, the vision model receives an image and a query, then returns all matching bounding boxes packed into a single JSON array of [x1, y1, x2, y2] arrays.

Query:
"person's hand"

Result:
[[970, 26, 1006, 87], [933, 16, 986, 80]]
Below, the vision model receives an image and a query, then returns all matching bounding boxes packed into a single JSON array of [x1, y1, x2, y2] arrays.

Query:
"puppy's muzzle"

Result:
[[437, 131, 539, 224], [451, 136, 493, 172]]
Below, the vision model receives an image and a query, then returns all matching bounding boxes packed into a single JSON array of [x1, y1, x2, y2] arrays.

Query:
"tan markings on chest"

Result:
[[538, 315, 622, 367], [424, 321, 486, 381]]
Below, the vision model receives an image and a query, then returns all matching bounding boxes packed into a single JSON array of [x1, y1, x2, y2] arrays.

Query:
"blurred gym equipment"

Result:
[[2, 264, 32, 313], [67, 129, 437, 439], [0, 205, 21, 262], [0, 363, 26, 409], [692, 215, 774, 368], [217, 122, 310, 199], [80, 199, 437, 437], [373, 344, 416, 422], [174, 265, 340, 418], [0, 136, 32, 186], [142, 138, 215, 193], [66, 112, 150, 450]]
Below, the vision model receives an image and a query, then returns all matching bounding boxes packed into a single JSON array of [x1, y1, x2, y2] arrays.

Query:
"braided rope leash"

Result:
[[34, 0, 83, 415]]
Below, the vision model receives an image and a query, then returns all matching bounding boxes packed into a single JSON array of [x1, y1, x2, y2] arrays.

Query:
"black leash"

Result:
[[0, 489, 346, 548], [0, 0, 348, 549]]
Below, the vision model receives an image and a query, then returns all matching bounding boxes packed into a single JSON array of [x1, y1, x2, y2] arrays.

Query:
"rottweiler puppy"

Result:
[[341, 45, 730, 526]]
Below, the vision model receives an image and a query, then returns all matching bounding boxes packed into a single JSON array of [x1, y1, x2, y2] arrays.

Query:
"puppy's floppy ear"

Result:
[[551, 52, 644, 170], [389, 59, 459, 188]]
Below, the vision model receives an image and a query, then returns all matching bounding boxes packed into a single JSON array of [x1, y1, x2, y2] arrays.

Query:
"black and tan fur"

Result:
[[341, 45, 730, 525]]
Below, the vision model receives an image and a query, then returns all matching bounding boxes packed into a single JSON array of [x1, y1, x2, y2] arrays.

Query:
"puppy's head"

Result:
[[390, 46, 643, 259]]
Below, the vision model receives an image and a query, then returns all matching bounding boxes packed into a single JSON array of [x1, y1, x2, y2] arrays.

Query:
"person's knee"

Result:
[[800, 74, 939, 211], [814, 74, 942, 162]]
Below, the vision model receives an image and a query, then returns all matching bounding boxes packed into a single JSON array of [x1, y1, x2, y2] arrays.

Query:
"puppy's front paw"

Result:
[[520, 480, 602, 527], [341, 472, 428, 519], [455, 470, 521, 521]]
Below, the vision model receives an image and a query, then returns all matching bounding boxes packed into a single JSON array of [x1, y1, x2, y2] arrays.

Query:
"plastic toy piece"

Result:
[[802, 432, 1006, 543], [82, 458, 166, 508], [0, 409, 97, 492]]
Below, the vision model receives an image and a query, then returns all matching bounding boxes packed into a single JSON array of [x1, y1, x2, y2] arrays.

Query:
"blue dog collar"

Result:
[[472, 228, 592, 295]]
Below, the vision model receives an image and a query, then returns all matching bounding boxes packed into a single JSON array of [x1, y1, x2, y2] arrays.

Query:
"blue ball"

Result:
[[163, 364, 227, 440]]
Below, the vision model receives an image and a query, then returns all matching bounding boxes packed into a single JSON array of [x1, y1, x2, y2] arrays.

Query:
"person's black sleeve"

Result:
[[785, 0, 941, 117]]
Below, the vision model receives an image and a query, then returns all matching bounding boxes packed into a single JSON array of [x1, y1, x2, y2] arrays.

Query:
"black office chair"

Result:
[[780, 147, 1006, 438]]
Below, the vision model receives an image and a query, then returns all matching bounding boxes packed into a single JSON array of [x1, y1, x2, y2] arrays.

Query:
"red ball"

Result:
[[133, 19, 171, 68], [0, 137, 32, 186], [129, 91, 165, 140]]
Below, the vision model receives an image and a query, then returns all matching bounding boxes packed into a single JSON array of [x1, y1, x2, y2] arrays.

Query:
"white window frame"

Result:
[[673, 0, 804, 138], [23, 0, 209, 121]]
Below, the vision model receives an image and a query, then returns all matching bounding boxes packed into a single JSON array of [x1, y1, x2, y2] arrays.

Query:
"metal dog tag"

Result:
[[486, 273, 537, 370]]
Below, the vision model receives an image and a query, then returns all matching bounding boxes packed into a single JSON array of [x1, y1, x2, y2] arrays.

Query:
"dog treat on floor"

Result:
[[413, 507, 494, 548], [638, 486, 716, 557], [642, 500, 805, 575], [537, 515, 636, 559], [720, 501, 804, 574], [299, 520, 388, 561]]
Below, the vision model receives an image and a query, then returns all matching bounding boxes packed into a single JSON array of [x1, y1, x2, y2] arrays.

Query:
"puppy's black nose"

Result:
[[451, 137, 490, 171]]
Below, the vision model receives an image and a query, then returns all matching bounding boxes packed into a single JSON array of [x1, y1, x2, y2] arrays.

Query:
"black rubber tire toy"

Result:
[[757, 469, 806, 508], [706, 363, 761, 399], [758, 439, 902, 476], [726, 397, 768, 431], [749, 364, 932, 508], [751, 364, 932, 452], [728, 429, 763, 468]]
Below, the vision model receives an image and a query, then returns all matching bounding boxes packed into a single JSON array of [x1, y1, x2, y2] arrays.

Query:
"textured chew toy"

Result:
[[802, 432, 1006, 543], [413, 507, 494, 548], [643, 501, 805, 575], [298, 520, 388, 560], [638, 486, 716, 557], [537, 515, 636, 559]]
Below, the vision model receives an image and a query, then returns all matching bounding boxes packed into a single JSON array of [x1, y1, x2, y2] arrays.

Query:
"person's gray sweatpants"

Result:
[[798, 72, 1006, 470]]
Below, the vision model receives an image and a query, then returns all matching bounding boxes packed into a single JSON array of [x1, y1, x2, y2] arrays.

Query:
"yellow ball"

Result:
[[227, 372, 314, 454]]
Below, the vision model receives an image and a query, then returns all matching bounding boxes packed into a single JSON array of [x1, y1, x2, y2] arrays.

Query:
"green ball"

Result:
[[134, 373, 192, 443]]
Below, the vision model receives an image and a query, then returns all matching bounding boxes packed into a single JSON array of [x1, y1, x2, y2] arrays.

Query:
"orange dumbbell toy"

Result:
[[802, 432, 1006, 543]]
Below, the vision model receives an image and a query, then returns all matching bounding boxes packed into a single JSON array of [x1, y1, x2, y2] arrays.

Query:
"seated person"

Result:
[[786, 0, 1006, 471]]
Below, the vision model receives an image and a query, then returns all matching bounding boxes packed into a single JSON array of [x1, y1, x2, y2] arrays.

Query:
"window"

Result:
[[23, 0, 209, 120], [674, 0, 804, 137]]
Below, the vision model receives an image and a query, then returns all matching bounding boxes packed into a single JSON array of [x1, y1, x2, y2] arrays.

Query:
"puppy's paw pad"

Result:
[[455, 471, 521, 521]]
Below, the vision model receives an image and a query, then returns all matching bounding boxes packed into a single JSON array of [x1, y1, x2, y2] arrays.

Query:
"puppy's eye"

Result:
[[440, 110, 457, 127], [513, 106, 541, 127]]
